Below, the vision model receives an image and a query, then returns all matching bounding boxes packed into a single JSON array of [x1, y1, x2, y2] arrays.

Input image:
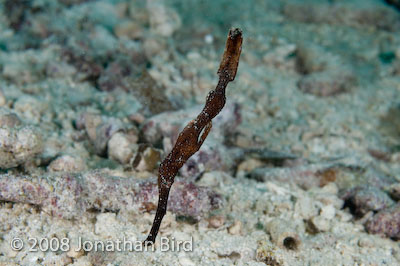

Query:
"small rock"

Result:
[[368, 149, 391, 162], [387, 183, 400, 201], [13, 95, 48, 123], [93, 119, 124, 156], [179, 146, 225, 179], [365, 203, 400, 239], [108, 132, 138, 164], [320, 205, 336, 220], [0, 108, 22, 128], [208, 215, 225, 229], [0, 113, 21, 128], [310, 216, 331, 232], [48, 155, 86, 172], [133, 145, 161, 171], [358, 236, 374, 248], [228, 220, 242, 235], [0, 126, 43, 169], [341, 185, 394, 217], [316, 168, 338, 187], [319, 182, 339, 195], [76, 112, 102, 137], [294, 196, 318, 220], [237, 158, 263, 173], [77, 113, 128, 156], [337, 210, 353, 222]]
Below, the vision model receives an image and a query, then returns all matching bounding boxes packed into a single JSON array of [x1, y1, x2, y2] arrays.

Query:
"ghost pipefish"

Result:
[[144, 28, 243, 244]]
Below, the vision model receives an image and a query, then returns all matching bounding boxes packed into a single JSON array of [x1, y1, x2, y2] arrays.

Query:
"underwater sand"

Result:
[[0, 0, 400, 265]]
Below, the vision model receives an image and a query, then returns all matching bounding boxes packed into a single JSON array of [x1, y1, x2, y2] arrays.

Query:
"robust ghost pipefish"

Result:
[[145, 28, 243, 244]]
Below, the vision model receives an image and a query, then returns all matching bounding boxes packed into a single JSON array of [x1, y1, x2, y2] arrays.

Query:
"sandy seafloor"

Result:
[[0, 0, 400, 265]]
